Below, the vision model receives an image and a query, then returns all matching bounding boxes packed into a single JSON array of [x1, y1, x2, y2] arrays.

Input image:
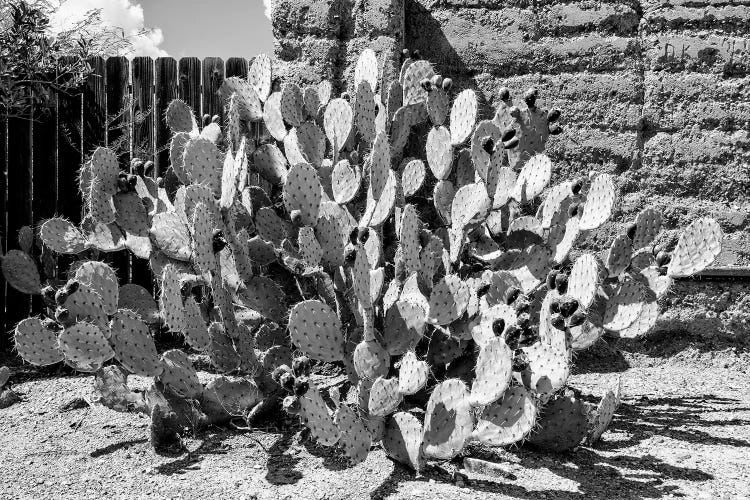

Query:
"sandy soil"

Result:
[[1, 334, 749, 500]]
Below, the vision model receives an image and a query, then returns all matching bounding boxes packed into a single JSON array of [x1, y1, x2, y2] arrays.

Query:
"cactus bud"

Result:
[[344, 246, 357, 265], [41, 317, 61, 331], [401, 48, 411, 60], [517, 312, 530, 330], [341, 92, 351, 102], [481, 137, 495, 155], [626, 223, 637, 240], [492, 318, 505, 337], [498, 87, 510, 102], [127, 174, 138, 190], [476, 282, 490, 297], [442, 78, 453, 91], [144, 161, 155, 177], [504, 136, 519, 150], [212, 229, 227, 253], [280, 372, 296, 392], [271, 365, 292, 385], [349, 228, 359, 246], [549, 124, 563, 135], [523, 88, 538, 109], [156, 177, 164, 188], [547, 108, 561, 123], [64, 280, 80, 296], [546, 270, 559, 290], [569, 311, 587, 328], [350, 150, 359, 165], [292, 356, 312, 377], [431, 75, 443, 88], [358, 227, 370, 244], [656, 251, 671, 267], [293, 377, 310, 397], [131, 158, 145, 176], [504, 286, 521, 305], [514, 297, 530, 315], [512, 349, 529, 372], [501, 128, 516, 142], [41, 285, 56, 307], [282, 395, 301, 414], [290, 210, 303, 227], [571, 178, 584, 195], [559, 298, 579, 318], [518, 326, 538, 347], [55, 307, 74, 327], [504, 325, 521, 350], [202, 114, 212, 128], [549, 299, 561, 315], [509, 106, 520, 119], [117, 176, 130, 193], [653, 244, 664, 256], [551, 314, 566, 330], [555, 273, 569, 294], [212, 115, 220, 124], [395, 254, 406, 281], [55, 288, 69, 306], [567, 203, 580, 218], [412, 49, 421, 60], [420, 78, 432, 92]]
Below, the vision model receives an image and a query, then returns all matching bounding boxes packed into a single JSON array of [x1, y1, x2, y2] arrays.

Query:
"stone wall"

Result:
[[272, 0, 750, 339]]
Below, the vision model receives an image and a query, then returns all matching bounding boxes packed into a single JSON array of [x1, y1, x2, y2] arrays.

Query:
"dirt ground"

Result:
[[1, 333, 749, 500]]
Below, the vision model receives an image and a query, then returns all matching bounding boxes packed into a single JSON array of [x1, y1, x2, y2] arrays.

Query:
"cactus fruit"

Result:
[[1, 50, 723, 460]]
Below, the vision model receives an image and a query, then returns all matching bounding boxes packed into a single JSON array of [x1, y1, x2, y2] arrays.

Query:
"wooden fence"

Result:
[[0, 56, 251, 347]]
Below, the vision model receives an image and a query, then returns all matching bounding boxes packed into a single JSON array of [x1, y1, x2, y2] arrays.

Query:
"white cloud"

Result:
[[263, 0, 273, 19], [49, 0, 167, 57]]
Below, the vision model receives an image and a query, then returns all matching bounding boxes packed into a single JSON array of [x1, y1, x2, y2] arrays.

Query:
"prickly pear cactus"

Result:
[[3, 49, 723, 462]]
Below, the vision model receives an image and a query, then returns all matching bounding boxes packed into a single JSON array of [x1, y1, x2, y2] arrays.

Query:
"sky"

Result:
[[49, 0, 275, 58]]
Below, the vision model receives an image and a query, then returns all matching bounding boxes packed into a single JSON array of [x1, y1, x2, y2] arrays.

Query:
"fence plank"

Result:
[[106, 56, 132, 284], [0, 116, 7, 342], [155, 57, 178, 178], [131, 57, 155, 291], [31, 81, 59, 317], [56, 57, 83, 225], [202, 57, 225, 124], [178, 57, 202, 123], [82, 57, 107, 157], [225, 57, 248, 78], [5, 114, 33, 331]]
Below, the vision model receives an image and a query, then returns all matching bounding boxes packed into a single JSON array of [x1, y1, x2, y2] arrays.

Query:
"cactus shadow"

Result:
[[89, 438, 148, 458], [154, 431, 232, 475], [601, 395, 750, 450], [265, 430, 304, 484]]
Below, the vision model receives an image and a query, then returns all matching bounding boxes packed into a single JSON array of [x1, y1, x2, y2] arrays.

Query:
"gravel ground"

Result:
[[1, 335, 749, 500]]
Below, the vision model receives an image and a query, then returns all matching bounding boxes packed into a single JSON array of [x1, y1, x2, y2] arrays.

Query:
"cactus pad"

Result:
[[331, 159, 361, 204], [263, 91, 288, 142], [528, 390, 588, 452], [283, 162, 322, 226], [299, 385, 340, 446], [354, 81, 377, 144], [58, 323, 114, 372], [74, 261, 119, 315], [158, 349, 202, 398], [428, 275, 470, 325], [633, 208, 662, 249], [40, 218, 88, 254], [383, 300, 427, 355], [449, 89, 478, 146], [426, 126, 453, 180], [603, 279, 644, 332], [471, 337, 513, 406], [249, 53, 272, 101], [513, 154, 552, 203], [1, 250, 41, 294], [579, 174, 615, 231], [110, 310, 162, 376], [334, 404, 371, 465], [474, 385, 538, 446], [369, 377, 403, 417], [252, 143, 288, 186], [280, 83, 305, 127], [165, 99, 197, 134], [667, 218, 723, 277], [400, 159, 426, 198], [354, 48, 379, 92], [397, 351, 429, 396], [14, 317, 64, 366], [568, 253, 600, 308], [383, 412, 425, 471], [423, 379, 473, 460], [289, 300, 345, 362], [324, 99, 353, 152]]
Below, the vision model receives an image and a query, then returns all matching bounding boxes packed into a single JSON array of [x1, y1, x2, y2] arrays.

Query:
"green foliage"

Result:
[[0, 48, 725, 461]]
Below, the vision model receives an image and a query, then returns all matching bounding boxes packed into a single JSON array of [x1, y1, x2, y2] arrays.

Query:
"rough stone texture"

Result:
[[273, 0, 404, 92], [273, 0, 750, 337]]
